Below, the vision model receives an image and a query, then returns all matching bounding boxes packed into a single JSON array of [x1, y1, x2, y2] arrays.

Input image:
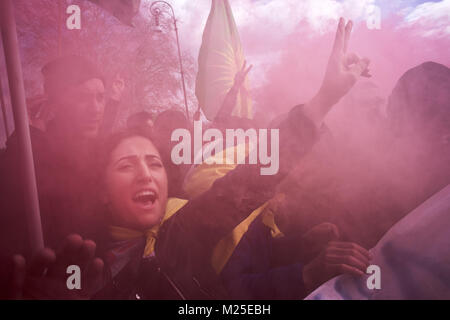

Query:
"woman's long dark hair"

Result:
[[90, 126, 167, 251]]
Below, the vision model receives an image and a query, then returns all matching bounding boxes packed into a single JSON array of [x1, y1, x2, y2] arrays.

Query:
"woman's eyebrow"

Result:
[[145, 154, 161, 161], [115, 155, 138, 165], [115, 154, 161, 165]]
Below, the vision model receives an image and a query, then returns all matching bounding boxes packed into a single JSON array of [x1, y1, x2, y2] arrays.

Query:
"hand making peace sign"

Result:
[[321, 18, 371, 105], [305, 18, 371, 126]]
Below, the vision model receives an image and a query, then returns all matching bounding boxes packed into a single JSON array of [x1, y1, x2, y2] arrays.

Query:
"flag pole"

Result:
[[0, 0, 44, 254], [57, 0, 63, 56], [0, 77, 10, 140]]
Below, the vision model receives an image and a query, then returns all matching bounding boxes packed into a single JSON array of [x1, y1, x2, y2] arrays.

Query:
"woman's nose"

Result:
[[136, 162, 153, 183]]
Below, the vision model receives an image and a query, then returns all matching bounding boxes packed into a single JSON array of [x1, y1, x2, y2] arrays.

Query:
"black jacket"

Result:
[[0, 105, 319, 299], [95, 105, 320, 299]]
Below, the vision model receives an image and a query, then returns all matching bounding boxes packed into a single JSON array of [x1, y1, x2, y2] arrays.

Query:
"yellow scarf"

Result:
[[183, 143, 285, 274], [183, 142, 255, 198], [108, 195, 283, 273], [211, 193, 285, 274], [109, 198, 189, 257]]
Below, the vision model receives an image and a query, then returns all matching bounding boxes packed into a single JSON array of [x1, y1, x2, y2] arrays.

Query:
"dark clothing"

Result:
[[98, 104, 320, 299], [0, 125, 104, 299], [93, 238, 189, 300], [0, 104, 319, 299], [0, 126, 100, 259], [221, 217, 305, 299], [101, 99, 121, 136]]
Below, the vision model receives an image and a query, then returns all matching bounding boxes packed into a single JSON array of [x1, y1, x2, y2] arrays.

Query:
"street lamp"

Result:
[[150, 1, 190, 121]]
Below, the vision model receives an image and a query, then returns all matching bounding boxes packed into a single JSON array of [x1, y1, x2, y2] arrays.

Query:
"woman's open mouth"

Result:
[[132, 189, 158, 209]]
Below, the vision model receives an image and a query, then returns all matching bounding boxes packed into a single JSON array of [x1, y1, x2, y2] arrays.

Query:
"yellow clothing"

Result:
[[109, 198, 188, 257], [211, 193, 285, 274]]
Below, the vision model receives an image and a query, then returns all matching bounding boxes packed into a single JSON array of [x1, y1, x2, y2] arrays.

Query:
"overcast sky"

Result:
[[163, 0, 450, 55], [147, 0, 449, 93]]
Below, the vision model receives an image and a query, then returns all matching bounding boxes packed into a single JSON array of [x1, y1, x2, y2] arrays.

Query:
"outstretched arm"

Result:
[[157, 18, 372, 292], [160, 18, 372, 250]]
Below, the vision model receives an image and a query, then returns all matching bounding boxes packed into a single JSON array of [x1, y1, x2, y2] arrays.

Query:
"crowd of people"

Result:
[[0, 18, 449, 300]]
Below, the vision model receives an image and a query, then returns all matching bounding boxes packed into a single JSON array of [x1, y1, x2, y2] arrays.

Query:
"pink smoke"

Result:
[[237, 15, 450, 119]]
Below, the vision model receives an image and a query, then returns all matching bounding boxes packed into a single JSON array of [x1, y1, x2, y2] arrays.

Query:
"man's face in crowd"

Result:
[[56, 78, 106, 139]]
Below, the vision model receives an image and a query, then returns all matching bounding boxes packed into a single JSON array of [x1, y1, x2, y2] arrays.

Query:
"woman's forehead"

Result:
[[111, 136, 160, 161]]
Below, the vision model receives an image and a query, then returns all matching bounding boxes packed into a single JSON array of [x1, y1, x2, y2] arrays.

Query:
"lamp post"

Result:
[[150, 1, 190, 121]]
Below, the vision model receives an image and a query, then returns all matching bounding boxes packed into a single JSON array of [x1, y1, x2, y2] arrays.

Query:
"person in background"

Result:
[[305, 62, 450, 300], [0, 55, 107, 260], [152, 109, 192, 198], [384, 61, 450, 219], [127, 110, 154, 131], [101, 73, 126, 136]]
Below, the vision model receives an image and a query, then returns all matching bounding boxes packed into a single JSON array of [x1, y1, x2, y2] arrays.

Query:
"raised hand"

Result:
[[233, 60, 253, 90], [214, 61, 253, 121], [305, 18, 371, 126], [320, 18, 371, 105], [8, 234, 104, 300]]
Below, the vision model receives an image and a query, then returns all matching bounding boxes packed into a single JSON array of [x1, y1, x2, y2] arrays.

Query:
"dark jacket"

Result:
[[0, 104, 319, 299], [220, 217, 306, 299], [121, 105, 319, 299], [0, 125, 100, 258]]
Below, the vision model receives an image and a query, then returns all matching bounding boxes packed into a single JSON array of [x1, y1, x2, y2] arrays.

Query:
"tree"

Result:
[[12, 0, 197, 129]]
